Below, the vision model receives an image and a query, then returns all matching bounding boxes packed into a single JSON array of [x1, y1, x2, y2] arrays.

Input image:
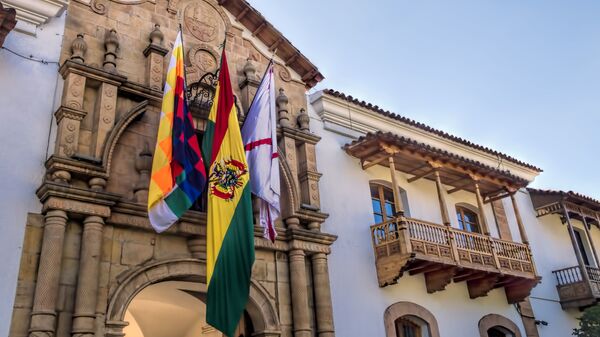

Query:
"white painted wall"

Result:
[[524, 197, 600, 337], [308, 100, 533, 337], [0, 12, 65, 336]]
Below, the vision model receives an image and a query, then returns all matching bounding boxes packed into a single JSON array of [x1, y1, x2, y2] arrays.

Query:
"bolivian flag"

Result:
[[203, 49, 254, 336], [148, 31, 206, 232]]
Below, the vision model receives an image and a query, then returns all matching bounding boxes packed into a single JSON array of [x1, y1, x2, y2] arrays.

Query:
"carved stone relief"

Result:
[[183, 1, 226, 44], [186, 44, 219, 83]]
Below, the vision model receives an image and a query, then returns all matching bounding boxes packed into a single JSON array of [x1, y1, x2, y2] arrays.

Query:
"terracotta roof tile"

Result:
[[345, 131, 530, 187], [527, 188, 600, 208], [324, 89, 542, 172]]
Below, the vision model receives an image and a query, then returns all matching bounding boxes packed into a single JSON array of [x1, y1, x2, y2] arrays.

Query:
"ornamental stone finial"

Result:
[[103, 29, 119, 72], [277, 88, 290, 127], [297, 108, 310, 131], [70, 33, 87, 63], [149, 24, 164, 46], [243, 57, 256, 80]]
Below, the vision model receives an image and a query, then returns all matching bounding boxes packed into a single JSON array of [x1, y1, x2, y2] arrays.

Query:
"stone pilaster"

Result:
[[311, 253, 335, 337], [72, 216, 104, 337], [143, 24, 168, 92], [29, 210, 68, 337], [91, 83, 117, 158], [56, 73, 87, 157], [289, 249, 311, 337], [297, 143, 321, 210]]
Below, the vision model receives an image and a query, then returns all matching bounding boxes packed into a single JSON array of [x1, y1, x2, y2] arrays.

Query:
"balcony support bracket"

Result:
[[425, 267, 456, 293], [468, 274, 499, 299]]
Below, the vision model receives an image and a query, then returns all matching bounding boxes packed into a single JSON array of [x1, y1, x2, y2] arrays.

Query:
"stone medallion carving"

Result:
[[186, 44, 219, 83], [184, 1, 225, 43]]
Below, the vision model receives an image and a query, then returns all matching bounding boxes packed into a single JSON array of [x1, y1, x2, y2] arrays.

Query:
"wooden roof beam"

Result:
[[252, 21, 267, 36], [361, 154, 391, 170], [235, 7, 250, 21], [447, 180, 474, 194], [407, 168, 437, 183]]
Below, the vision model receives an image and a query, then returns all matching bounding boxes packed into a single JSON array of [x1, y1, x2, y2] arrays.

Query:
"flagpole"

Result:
[[178, 24, 189, 90]]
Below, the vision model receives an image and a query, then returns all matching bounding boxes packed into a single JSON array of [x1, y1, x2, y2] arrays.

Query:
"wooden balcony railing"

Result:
[[552, 265, 600, 309], [370, 216, 539, 303]]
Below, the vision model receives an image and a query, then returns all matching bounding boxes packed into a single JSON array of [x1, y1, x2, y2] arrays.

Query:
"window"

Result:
[[487, 326, 515, 337], [384, 302, 440, 337], [574, 229, 592, 266], [456, 205, 481, 233], [396, 317, 422, 337], [478, 314, 521, 337], [371, 183, 397, 223]]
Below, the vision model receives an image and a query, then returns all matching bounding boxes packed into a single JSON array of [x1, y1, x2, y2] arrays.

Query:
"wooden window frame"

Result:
[[370, 183, 396, 223], [456, 205, 482, 234]]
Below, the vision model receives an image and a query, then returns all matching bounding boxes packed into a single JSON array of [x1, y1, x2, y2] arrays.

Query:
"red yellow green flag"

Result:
[[202, 49, 254, 337]]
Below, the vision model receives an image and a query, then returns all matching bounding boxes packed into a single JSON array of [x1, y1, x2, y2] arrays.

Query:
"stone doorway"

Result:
[[123, 280, 253, 337], [105, 258, 280, 337]]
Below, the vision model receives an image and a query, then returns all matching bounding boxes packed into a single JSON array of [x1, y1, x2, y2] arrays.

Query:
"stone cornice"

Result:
[[278, 126, 321, 145], [1, 0, 67, 34], [0, 2, 16, 46], [60, 60, 127, 85]]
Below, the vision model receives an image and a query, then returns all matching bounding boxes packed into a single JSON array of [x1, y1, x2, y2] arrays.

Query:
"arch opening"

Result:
[[105, 259, 280, 337]]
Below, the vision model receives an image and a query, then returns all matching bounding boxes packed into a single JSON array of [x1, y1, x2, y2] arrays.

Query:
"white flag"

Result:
[[242, 62, 280, 242]]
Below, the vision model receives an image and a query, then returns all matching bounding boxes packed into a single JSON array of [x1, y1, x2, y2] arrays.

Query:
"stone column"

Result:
[[72, 216, 104, 337], [29, 210, 68, 337], [311, 253, 335, 337], [289, 249, 311, 337]]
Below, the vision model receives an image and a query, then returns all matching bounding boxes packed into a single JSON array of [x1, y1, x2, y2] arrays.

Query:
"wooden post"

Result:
[[510, 193, 529, 244], [474, 180, 490, 236], [581, 215, 600, 267], [388, 156, 404, 215], [433, 169, 450, 226], [562, 202, 591, 284]]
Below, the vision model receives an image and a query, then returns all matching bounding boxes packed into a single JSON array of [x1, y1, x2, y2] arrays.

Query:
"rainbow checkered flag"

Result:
[[148, 31, 207, 232]]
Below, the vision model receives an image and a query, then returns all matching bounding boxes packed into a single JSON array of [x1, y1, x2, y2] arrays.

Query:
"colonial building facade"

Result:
[[7, 1, 335, 337], [308, 90, 600, 337], [3, 1, 600, 337]]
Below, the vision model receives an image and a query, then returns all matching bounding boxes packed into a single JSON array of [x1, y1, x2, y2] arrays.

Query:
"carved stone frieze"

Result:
[[43, 197, 111, 217]]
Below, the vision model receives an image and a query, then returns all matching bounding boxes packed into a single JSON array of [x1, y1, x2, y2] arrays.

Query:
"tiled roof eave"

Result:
[[324, 89, 541, 173]]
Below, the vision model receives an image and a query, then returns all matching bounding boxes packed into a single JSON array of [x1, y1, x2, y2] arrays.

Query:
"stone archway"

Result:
[[105, 258, 280, 337], [478, 314, 522, 337]]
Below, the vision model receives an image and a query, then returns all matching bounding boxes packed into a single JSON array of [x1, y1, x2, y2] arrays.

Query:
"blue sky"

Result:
[[251, 0, 600, 198]]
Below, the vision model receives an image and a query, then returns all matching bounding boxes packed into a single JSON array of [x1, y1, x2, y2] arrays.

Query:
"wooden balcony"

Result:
[[371, 216, 540, 304], [553, 266, 600, 309]]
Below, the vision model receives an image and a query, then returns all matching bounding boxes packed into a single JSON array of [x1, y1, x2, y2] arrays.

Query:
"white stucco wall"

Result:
[[0, 12, 65, 336], [525, 198, 600, 337], [308, 101, 535, 337]]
